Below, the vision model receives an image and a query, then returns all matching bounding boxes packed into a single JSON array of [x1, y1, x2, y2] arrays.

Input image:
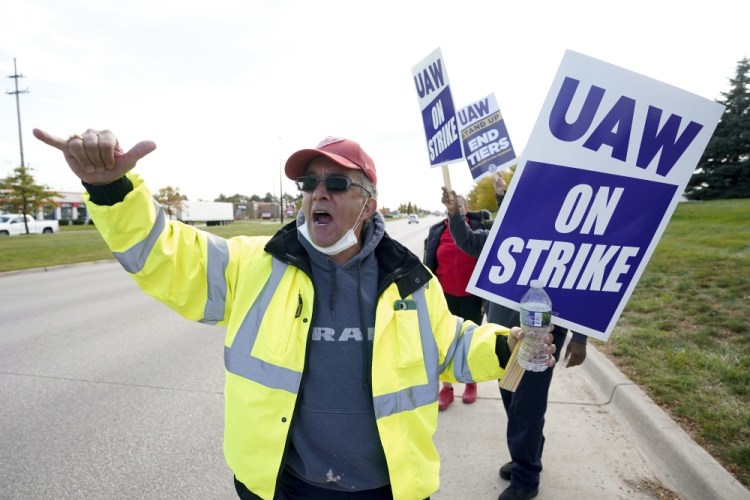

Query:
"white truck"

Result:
[[0, 214, 60, 236], [177, 201, 234, 226]]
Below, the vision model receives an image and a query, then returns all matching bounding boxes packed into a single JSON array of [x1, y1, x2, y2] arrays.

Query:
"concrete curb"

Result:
[[583, 345, 750, 500]]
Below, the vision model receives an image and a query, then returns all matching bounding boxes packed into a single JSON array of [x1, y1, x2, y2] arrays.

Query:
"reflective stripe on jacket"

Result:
[[86, 174, 510, 500]]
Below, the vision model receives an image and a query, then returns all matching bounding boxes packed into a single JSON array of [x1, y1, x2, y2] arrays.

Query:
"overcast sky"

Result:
[[1, 0, 747, 212]]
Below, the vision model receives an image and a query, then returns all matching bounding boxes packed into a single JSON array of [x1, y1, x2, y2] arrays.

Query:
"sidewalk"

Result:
[[433, 337, 750, 500]]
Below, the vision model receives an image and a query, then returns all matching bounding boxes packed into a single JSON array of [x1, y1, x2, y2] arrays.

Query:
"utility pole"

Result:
[[279, 137, 284, 225], [6, 58, 29, 168], [6, 58, 32, 234]]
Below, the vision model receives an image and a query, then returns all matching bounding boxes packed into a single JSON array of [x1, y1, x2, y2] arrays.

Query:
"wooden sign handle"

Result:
[[498, 338, 526, 392], [442, 165, 452, 192]]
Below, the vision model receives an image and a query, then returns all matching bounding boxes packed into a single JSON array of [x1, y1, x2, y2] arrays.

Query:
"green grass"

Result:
[[2, 202, 749, 487], [0, 220, 284, 272], [594, 199, 750, 487]]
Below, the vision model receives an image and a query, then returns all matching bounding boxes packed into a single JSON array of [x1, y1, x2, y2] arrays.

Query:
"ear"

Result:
[[362, 197, 378, 219]]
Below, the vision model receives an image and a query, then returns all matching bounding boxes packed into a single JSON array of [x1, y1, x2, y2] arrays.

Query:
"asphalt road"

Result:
[[0, 260, 233, 499], [0, 216, 440, 500]]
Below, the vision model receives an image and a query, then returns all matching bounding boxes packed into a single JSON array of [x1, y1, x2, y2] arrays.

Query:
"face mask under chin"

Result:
[[299, 199, 369, 256]]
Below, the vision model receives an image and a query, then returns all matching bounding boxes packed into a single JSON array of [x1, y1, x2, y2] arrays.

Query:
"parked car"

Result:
[[408, 214, 419, 224], [0, 214, 59, 236]]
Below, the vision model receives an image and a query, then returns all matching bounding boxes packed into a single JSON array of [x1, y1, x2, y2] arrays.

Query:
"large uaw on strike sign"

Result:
[[412, 48, 463, 167], [467, 50, 724, 341]]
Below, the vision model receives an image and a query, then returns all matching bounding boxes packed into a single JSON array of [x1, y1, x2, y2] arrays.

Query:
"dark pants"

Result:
[[500, 328, 566, 489], [444, 293, 484, 324], [234, 473, 423, 500]]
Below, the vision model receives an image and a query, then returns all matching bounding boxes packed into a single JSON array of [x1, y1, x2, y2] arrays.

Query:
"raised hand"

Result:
[[493, 173, 507, 195], [563, 341, 587, 368], [440, 186, 460, 216], [33, 128, 156, 185]]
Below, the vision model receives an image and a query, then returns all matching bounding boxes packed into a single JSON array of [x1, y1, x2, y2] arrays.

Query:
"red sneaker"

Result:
[[462, 383, 477, 404], [438, 386, 454, 411]]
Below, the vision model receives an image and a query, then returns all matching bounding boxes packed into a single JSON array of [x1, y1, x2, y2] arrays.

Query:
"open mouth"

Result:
[[313, 210, 332, 225]]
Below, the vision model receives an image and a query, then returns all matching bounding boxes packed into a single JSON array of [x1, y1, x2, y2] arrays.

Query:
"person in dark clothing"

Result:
[[440, 174, 588, 500], [424, 195, 490, 409]]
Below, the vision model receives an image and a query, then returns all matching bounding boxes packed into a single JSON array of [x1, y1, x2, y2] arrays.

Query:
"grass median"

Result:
[[0, 220, 285, 272], [1, 201, 748, 487], [593, 198, 749, 487]]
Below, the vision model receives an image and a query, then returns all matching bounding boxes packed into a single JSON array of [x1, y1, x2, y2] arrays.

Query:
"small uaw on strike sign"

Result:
[[411, 48, 517, 185], [457, 92, 518, 182], [411, 47, 464, 189], [465, 50, 724, 390]]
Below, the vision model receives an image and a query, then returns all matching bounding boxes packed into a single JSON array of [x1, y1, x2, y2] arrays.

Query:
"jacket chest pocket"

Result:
[[251, 290, 310, 371], [393, 308, 424, 368]]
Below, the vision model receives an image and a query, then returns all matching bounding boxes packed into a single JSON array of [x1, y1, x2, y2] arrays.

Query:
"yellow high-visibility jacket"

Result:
[[86, 174, 511, 500]]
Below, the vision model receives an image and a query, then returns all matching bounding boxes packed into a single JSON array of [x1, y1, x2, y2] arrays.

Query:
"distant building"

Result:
[[51, 192, 89, 223], [2, 191, 299, 224], [0, 190, 88, 223], [235, 201, 296, 220]]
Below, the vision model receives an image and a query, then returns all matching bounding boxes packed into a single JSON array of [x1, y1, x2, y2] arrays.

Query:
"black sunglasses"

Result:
[[296, 176, 371, 196]]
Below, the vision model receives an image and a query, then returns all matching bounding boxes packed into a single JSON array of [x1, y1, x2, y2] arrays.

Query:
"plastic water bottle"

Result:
[[517, 280, 552, 372]]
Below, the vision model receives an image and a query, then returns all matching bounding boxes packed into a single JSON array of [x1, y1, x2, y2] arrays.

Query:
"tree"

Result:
[[293, 193, 303, 212], [262, 192, 276, 203], [0, 166, 60, 234], [281, 192, 297, 206], [399, 202, 419, 214], [466, 175, 496, 211], [467, 166, 517, 214], [154, 186, 186, 219], [685, 57, 750, 200], [217, 193, 251, 203]]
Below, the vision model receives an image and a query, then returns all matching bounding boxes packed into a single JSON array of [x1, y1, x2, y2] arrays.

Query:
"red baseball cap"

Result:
[[285, 136, 377, 185]]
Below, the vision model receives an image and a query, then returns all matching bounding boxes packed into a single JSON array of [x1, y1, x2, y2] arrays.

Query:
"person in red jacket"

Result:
[[424, 194, 490, 410]]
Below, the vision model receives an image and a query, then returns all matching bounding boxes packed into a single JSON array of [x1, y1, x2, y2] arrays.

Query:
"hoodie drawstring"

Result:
[[329, 260, 336, 319], [358, 262, 372, 392]]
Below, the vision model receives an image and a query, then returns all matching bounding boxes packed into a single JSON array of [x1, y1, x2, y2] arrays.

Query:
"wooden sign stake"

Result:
[[498, 338, 527, 392], [442, 165, 452, 192]]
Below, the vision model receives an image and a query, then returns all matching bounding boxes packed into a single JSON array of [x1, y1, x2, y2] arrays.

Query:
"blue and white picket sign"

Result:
[[412, 48, 463, 168], [457, 93, 517, 181], [467, 50, 725, 341]]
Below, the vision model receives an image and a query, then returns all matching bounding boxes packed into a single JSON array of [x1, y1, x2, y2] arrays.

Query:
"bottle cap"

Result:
[[530, 279, 542, 288]]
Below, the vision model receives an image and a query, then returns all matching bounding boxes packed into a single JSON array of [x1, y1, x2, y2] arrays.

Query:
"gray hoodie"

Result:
[[285, 213, 389, 491]]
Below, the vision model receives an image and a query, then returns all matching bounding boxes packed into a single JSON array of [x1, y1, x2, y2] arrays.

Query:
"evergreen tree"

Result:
[[685, 57, 750, 200], [0, 166, 60, 234]]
